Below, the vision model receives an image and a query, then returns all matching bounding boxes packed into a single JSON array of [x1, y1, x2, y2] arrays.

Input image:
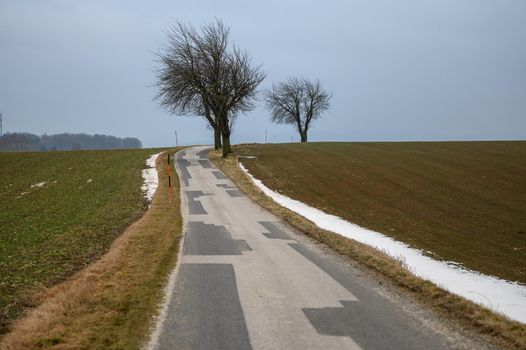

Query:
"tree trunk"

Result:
[[300, 132, 308, 142], [222, 133, 232, 157], [214, 128, 222, 149]]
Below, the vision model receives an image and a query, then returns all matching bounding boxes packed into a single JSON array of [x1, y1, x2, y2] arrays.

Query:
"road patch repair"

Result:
[[184, 221, 252, 255], [147, 146, 496, 350], [212, 170, 227, 180], [184, 191, 208, 215]]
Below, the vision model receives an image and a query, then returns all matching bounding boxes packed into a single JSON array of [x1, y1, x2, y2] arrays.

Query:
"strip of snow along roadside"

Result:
[[239, 162, 526, 324], [142, 153, 161, 207]]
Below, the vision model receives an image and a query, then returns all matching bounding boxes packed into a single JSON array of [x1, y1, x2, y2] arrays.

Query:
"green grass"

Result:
[[0, 148, 164, 334], [235, 141, 526, 284]]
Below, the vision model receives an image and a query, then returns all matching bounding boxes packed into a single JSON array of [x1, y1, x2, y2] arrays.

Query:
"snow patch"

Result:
[[86, 179, 93, 183], [31, 181, 47, 188], [239, 162, 526, 324], [16, 191, 29, 198], [142, 153, 161, 207]]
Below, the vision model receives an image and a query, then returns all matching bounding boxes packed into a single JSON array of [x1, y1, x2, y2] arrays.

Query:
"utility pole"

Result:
[[174, 129, 179, 147], [265, 130, 268, 143], [0, 113, 3, 137]]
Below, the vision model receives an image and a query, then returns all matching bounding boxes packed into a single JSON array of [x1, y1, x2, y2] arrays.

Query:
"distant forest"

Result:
[[0, 132, 142, 151]]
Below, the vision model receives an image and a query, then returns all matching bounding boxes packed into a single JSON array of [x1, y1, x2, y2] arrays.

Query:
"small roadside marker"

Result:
[[167, 154, 171, 188]]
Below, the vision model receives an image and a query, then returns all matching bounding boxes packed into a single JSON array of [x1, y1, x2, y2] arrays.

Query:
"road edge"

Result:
[[144, 148, 189, 350]]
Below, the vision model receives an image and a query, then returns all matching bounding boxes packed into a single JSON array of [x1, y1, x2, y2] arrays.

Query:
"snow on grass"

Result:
[[142, 153, 161, 207], [16, 181, 48, 198], [239, 161, 526, 324], [31, 181, 47, 188]]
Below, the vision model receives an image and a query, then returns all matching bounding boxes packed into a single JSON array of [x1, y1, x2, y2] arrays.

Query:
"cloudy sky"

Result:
[[1, 0, 525, 147]]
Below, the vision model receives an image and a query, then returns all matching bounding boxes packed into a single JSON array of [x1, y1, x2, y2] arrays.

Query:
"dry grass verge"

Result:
[[0, 149, 183, 350], [210, 149, 526, 350]]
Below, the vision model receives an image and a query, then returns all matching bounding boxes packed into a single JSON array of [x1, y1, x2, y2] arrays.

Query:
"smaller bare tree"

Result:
[[265, 78, 331, 142]]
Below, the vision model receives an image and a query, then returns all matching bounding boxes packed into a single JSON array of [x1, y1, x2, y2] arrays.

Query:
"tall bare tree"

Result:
[[155, 20, 265, 155], [155, 22, 223, 149], [265, 78, 331, 142], [207, 46, 265, 155]]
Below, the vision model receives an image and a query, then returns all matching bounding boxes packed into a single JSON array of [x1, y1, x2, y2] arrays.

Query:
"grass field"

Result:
[[0, 148, 163, 334], [1, 150, 183, 349], [235, 142, 526, 284]]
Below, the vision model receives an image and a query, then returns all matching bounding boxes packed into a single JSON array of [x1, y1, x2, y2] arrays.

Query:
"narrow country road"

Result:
[[149, 146, 491, 350]]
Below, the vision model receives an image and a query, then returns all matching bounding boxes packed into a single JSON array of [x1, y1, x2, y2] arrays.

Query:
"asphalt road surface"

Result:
[[149, 146, 493, 350]]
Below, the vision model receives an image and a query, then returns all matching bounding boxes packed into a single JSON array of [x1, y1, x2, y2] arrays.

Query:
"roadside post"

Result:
[[167, 154, 171, 188]]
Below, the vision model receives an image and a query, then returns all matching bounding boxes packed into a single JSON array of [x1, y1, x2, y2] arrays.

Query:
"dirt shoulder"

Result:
[[210, 149, 526, 350], [0, 150, 183, 350]]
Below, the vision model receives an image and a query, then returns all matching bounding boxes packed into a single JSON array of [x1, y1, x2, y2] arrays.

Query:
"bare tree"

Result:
[[265, 78, 331, 142], [207, 46, 265, 155], [155, 22, 223, 149], [155, 20, 265, 155]]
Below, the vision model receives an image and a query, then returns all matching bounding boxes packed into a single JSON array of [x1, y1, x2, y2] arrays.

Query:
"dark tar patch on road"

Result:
[[197, 148, 210, 159], [176, 151, 192, 187], [226, 189, 244, 197], [185, 191, 207, 215], [217, 183, 235, 189], [212, 171, 227, 180], [259, 221, 291, 240], [290, 243, 449, 350], [302, 301, 361, 337], [302, 300, 447, 350], [198, 159, 213, 168], [156, 264, 252, 350], [184, 221, 251, 255]]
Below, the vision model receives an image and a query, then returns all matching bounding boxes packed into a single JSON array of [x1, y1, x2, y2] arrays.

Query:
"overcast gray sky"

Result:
[[1, 0, 525, 147]]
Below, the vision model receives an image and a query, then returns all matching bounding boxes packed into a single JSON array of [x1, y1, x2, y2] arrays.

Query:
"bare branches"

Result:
[[155, 19, 265, 155], [224, 47, 265, 116], [265, 78, 331, 142], [155, 22, 209, 117]]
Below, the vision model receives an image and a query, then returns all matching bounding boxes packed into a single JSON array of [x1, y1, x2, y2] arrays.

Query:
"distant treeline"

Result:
[[0, 132, 142, 151]]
